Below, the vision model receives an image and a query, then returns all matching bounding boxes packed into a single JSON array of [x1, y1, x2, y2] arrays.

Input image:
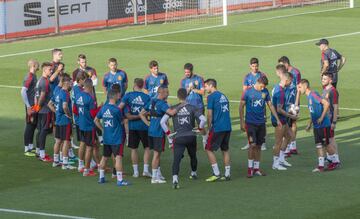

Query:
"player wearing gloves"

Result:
[[160, 88, 206, 189]]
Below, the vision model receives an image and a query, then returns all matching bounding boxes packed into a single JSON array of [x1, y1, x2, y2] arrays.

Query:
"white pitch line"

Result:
[[126, 39, 267, 48], [2, 85, 360, 111], [0, 7, 354, 58], [231, 7, 349, 25], [0, 208, 95, 219], [266, 31, 360, 48], [0, 25, 223, 59]]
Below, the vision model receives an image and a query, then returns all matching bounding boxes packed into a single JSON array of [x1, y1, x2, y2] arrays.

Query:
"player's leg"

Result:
[[98, 145, 110, 183], [24, 111, 37, 156], [220, 132, 231, 180], [172, 138, 186, 189], [272, 122, 286, 170], [114, 144, 130, 186], [245, 123, 258, 177], [83, 130, 96, 176], [61, 124, 76, 170], [38, 112, 52, 162], [289, 120, 298, 154], [141, 131, 151, 177], [312, 128, 325, 172], [53, 138, 62, 167], [187, 136, 198, 179], [205, 131, 221, 182], [279, 125, 292, 167], [151, 137, 165, 184], [253, 124, 266, 176], [156, 137, 166, 181], [128, 130, 140, 177], [324, 128, 339, 170]]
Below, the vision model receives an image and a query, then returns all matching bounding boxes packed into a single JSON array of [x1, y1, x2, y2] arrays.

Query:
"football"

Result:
[[288, 104, 300, 115]]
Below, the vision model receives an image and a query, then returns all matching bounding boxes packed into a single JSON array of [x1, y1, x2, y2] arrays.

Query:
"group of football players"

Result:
[[20, 38, 346, 188]]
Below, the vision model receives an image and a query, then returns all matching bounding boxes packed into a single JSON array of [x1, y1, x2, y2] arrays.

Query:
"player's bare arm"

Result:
[[318, 98, 330, 124], [94, 117, 103, 132], [50, 63, 63, 82], [207, 109, 213, 130], [277, 103, 297, 120], [62, 102, 72, 119], [48, 100, 56, 113], [239, 100, 246, 132], [267, 101, 282, 128], [337, 56, 346, 72], [139, 109, 150, 126], [125, 112, 140, 121], [321, 60, 329, 75]]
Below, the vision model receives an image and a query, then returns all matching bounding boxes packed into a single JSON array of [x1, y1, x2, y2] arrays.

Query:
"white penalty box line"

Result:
[[0, 208, 95, 219], [2, 85, 359, 112], [0, 7, 358, 58]]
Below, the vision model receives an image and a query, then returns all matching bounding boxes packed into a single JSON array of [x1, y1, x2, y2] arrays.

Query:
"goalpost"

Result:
[[147, 0, 355, 27]]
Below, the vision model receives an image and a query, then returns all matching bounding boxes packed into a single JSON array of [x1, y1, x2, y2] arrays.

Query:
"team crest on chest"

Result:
[[160, 79, 164, 84], [262, 93, 266, 99], [118, 76, 122, 81], [194, 80, 199, 86]]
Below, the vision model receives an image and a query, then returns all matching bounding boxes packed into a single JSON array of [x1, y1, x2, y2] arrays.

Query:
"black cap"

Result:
[[315, 39, 329, 46]]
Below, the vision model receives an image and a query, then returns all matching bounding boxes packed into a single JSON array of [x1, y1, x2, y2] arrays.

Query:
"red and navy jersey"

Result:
[[144, 72, 169, 99], [322, 86, 339, 123], [22, 72, 37, 106], [96, 103, 124, 146], [271, 84, 287, 124], [145, 98, 169, 137], [242, 87, 270, 125], [307, 91, 331, 128], [53, 89, 72, 126], [35, 76, 52, 114], [180, 74, 204, 109], [243, 71, 266, 89], [122, 91, 150, 131], [102, 69, 128, 97], [207, 91, 231, 132], [321, 48, 342, 82], [75, 91, 97, 131], [72, 66, 97, 82]]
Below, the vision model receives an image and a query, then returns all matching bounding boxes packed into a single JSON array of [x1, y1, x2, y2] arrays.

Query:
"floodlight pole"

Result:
[[54, 0, 60, 34], [145, 0, 148, 26], [133, 0, 138, 24]]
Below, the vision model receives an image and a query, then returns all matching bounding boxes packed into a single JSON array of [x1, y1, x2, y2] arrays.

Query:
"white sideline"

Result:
[[2, 84, 359, 111], [266, 31, 360, 48], [126, 39, 267, 48], [0, 25, 223, 59], [0, 7, 356, 58], [0, 208, 95, 219]]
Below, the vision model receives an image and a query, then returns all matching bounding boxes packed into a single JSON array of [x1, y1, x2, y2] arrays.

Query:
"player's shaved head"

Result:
[[300, 79, 310, 88], [28, 59, 39, 69], [107, 89, 118, 101], [278, 56, 290, 65], [149, 60, 159, 68], [157, 85, 169, 99], [76, 70, 87, 83], [78, 54, 86, 60], [52, 48, 62, 55], [41, 62, 52, 69], [250, 57, 259, 65], [84, 78, 93, 90], [276, 64, 287, 74], [177, 88, 188, 101], [108, 57, 117, 64], [204, 79, 217, 88], [134, 78, 144, 89], [257, 76, 268, 86]]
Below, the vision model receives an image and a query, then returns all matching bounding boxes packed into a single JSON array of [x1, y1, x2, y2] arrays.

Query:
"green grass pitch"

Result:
[[0, 5, 360, 219]]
